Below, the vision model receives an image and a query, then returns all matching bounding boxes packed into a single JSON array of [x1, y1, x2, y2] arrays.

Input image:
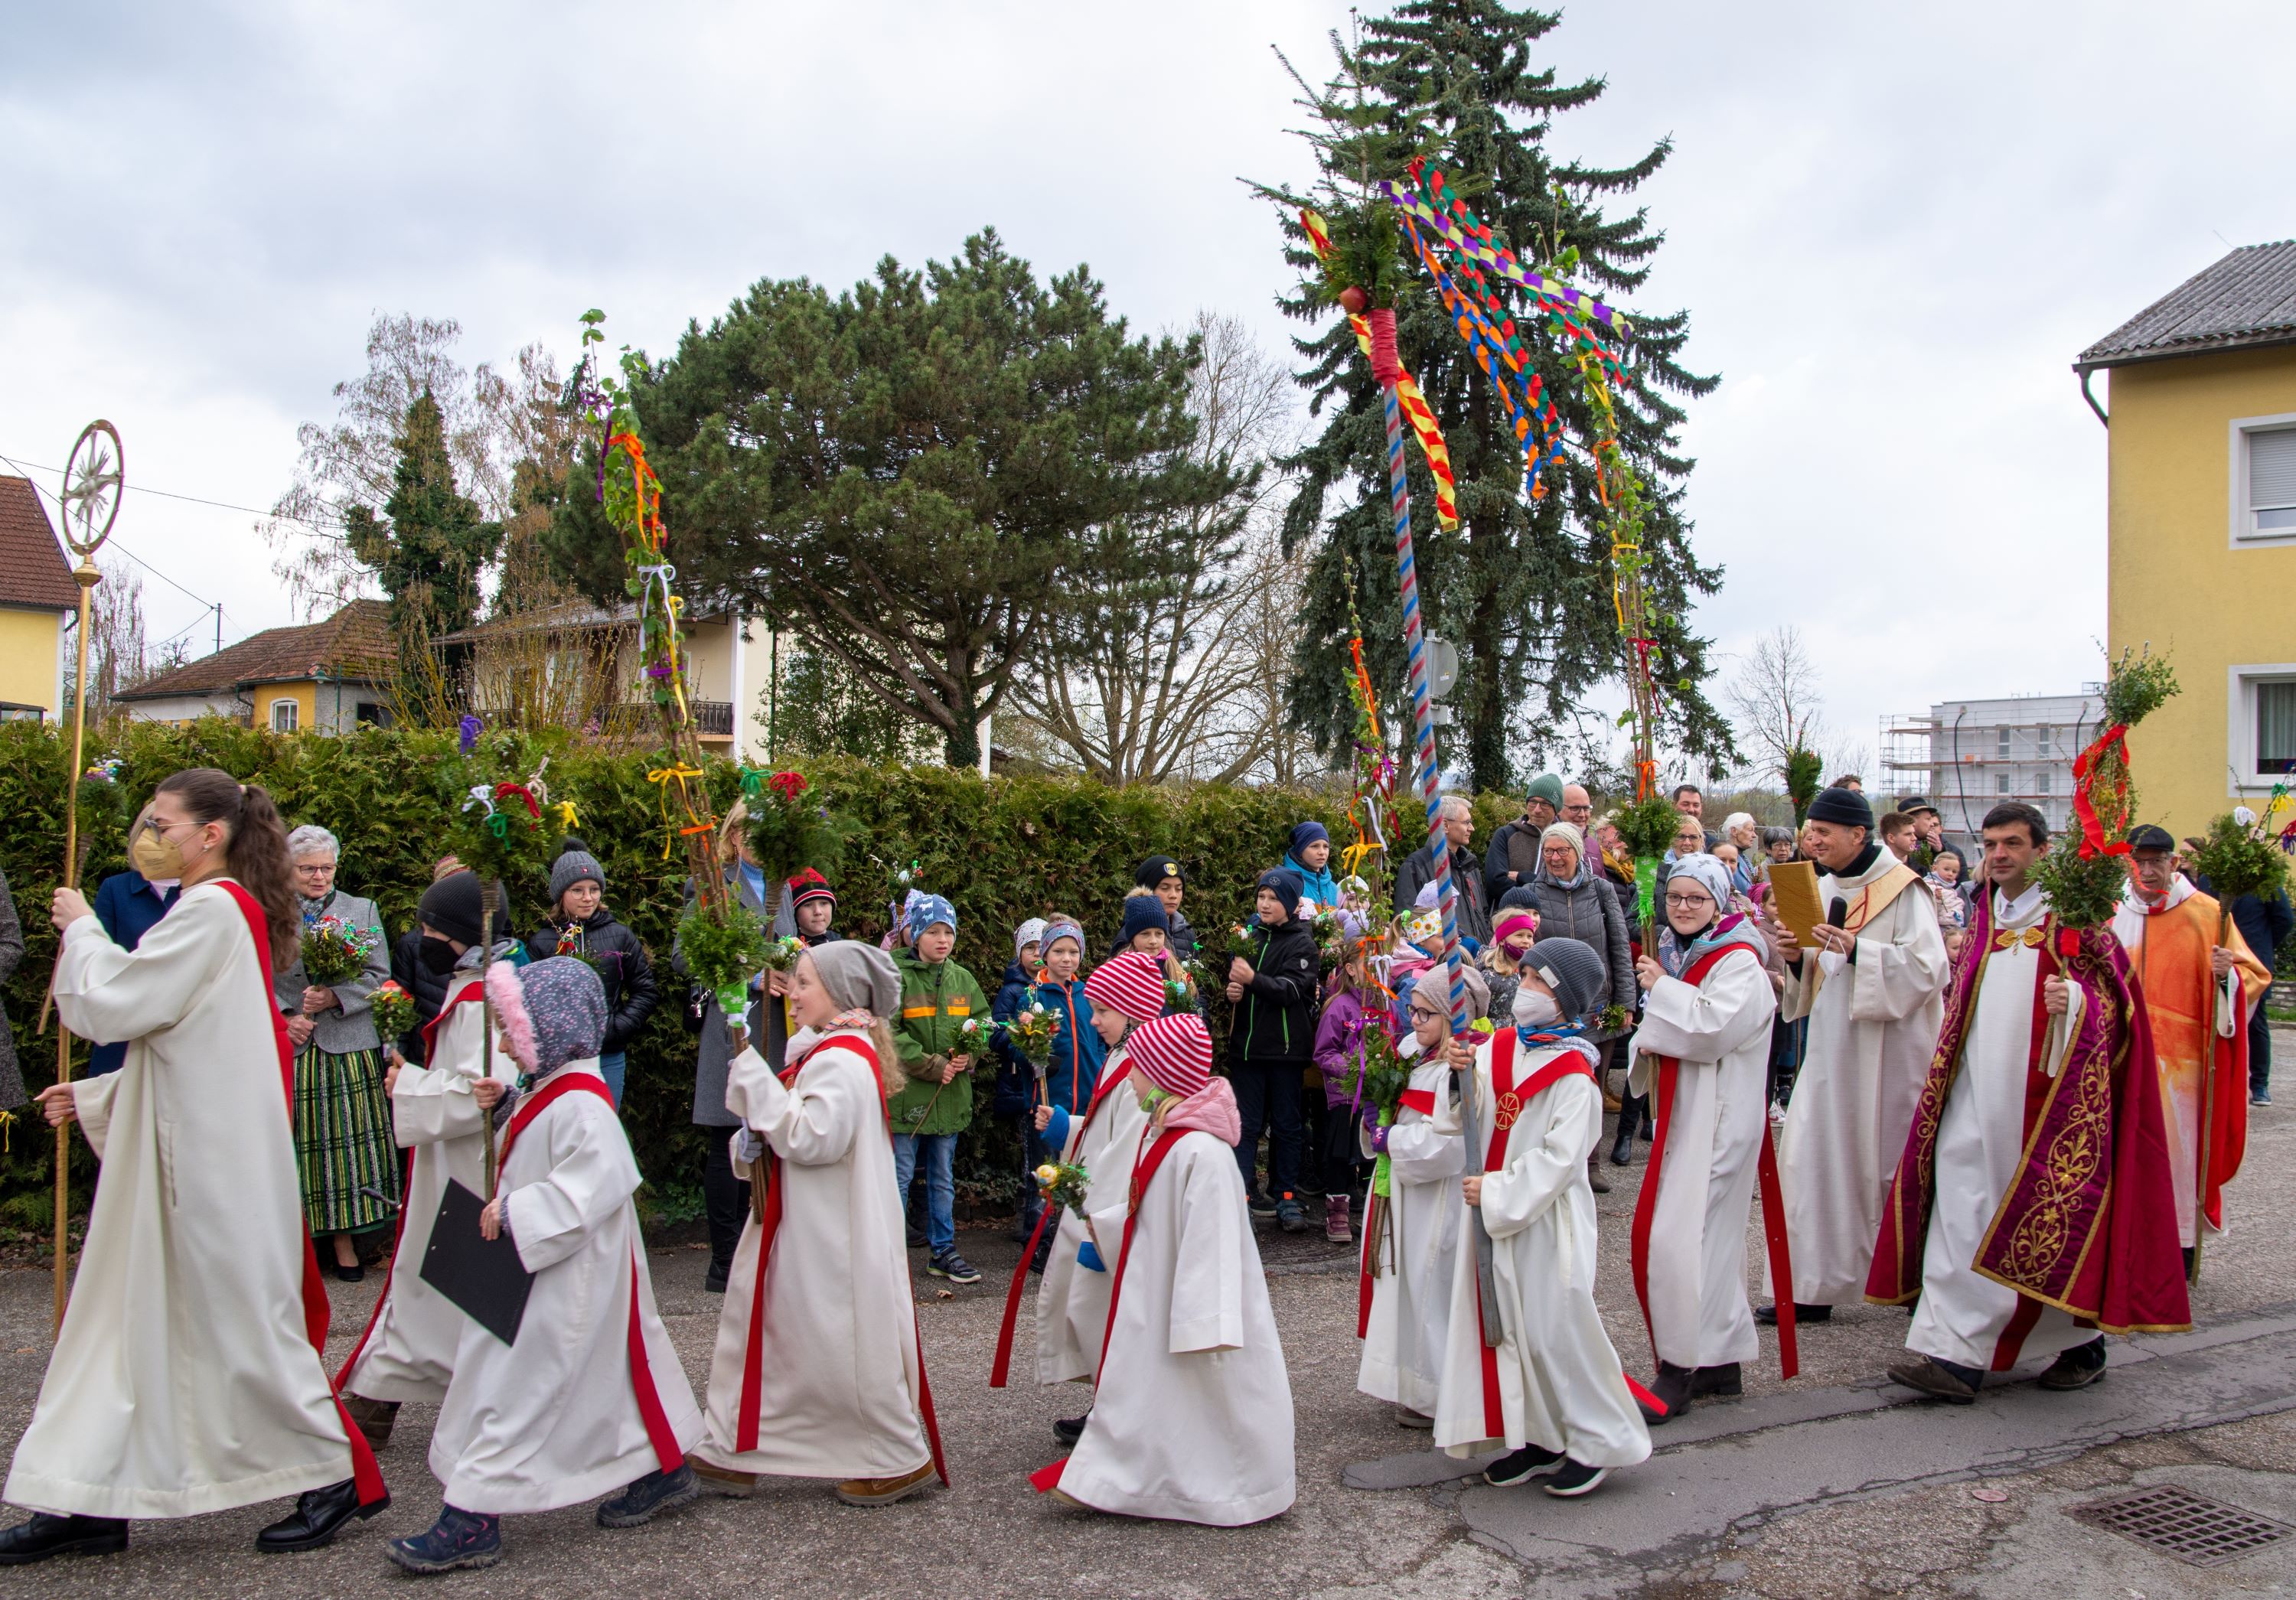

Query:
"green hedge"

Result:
[[1, 722, 1505, 1220]]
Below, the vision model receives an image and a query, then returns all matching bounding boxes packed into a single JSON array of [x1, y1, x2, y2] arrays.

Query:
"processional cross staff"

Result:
[[50, 420, 123, 1334]]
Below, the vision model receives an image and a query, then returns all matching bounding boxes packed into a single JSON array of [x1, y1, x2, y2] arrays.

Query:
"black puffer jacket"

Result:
[[1230, 914, 1321, 1065], [526, 910, 660, 1055], [390, 927, 451, 1064]]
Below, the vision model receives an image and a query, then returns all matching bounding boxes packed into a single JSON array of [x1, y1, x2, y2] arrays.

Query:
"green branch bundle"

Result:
[[2031, 646, 2181, 930]]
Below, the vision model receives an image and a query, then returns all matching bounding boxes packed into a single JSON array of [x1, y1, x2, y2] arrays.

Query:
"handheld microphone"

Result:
[[1826, 898, 1848, 930]]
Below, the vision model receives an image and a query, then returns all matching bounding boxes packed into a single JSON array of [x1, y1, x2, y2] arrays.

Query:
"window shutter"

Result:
[[2250, 429, 2296, 515]]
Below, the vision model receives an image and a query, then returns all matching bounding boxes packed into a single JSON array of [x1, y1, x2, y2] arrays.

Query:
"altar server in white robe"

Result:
[[388, 957, 702, 1574], [999, 951, 1166, 1437], [2, 769, 387, 1566], [338, 870, 520, 1446], [688, 940, 947, 1507], [1435, 937, 1651, 1498], [1041, 1012, 1295, 1526], [1627, 852, 1779, 1422], [1763, 785, 1949, 1318], [1357, 971, 1466, 1425]]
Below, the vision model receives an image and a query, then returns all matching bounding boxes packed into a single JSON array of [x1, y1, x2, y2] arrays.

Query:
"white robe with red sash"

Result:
[[1434, 1031, 1651, 1470], [427, 1062, 699, 1512], [1906, 886, 2093, 1371], [1032, 1045, 1153, 1385], [8, 881, 381, 1518], [1052, 1123, 1294, 1526], [339, 976, 516, 1404], [1628, 937, 1778, 1370], [691, 1030, 941, 1482], [1356, 1059, 1464, 1413]]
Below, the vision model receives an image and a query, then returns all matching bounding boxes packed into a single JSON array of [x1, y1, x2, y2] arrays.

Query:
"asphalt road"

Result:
[[2, 1027, 2291, 1597]]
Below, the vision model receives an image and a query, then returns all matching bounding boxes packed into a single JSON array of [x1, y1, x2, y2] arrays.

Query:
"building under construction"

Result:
[[1880, 691, 2104, 853]]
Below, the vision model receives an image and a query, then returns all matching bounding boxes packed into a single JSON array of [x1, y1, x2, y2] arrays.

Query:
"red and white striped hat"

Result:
[[1128, 1012, 1214, 1099], [1083, 949, 1167, 1024]]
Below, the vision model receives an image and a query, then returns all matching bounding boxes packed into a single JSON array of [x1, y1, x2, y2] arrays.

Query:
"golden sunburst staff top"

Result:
[[48, 420, 123, 1335]]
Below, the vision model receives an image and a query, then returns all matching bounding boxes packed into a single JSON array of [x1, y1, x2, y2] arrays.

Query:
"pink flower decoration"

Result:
[[485, 961, 538, 1074]]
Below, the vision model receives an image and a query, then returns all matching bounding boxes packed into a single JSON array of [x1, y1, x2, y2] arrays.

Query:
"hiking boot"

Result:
[[1276, 1199, 1309, 1233], [1639, 1360, 1694, 1426], [1544, 1458, 1610, 1497], [1691, 1362, 1743, 1398], [833, 1462, 938, 1507], [1887, 1354, 1980, 1403], [1325, 1194, 1352, 1243], [596, 1462, 699, 1527], [2038, 1337, 2109, 1391], [1247, 1192, 1279, 1220], [905, 1224, 928, 1250], [0, 1513, 127, 1565], [385, 1506, 501, 1574], [928, 1250, 981, 1285], [1586, 1155, 1611, 1194], [1483, 1442, 1564, 1486], [256, 1477, 386, 1553], [342, 1393, 399, 1448], [687, 1456, 757, 1497], [1052, 1412, 1090, 1445]]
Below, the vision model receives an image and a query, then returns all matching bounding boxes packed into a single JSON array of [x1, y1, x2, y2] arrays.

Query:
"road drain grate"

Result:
[[2066, 1484, 2296, 1567]]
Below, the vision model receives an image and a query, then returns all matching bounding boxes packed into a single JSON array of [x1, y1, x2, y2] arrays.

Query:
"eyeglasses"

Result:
[[1663, 892, 1715, 909]]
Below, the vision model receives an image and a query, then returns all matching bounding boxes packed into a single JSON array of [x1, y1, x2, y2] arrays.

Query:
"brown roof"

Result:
[[116, 599, 396, 701], [0, 477, 83, 611]]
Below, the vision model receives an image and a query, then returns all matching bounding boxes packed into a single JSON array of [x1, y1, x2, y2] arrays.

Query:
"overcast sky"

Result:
[[4, 1, 2290, 785]]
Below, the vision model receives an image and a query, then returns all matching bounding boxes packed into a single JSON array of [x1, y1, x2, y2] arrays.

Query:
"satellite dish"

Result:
[[59, 421, 124, 559]]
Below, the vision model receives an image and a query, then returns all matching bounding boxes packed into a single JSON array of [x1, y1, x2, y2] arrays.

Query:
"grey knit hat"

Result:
[[1522, 936, 1609, 1024], [549, 836, 605, 903]]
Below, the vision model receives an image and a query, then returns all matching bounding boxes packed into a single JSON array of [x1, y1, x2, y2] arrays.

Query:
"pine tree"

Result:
[[344, 389, 501, 670], [1268, 2, 1731, 793]]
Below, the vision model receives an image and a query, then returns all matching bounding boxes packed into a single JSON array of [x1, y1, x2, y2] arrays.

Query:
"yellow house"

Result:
[[2079, 241, 2296, 834], [113, 600, 396, 732], [0, 476, 80, 722]]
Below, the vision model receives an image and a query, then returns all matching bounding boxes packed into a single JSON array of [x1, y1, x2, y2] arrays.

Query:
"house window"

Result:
[[2262, 682, 2296, 777], [1997, 726, 2011, 758], [2229, 666, 2296, 783], [355, 701, 392, 728], [269, 698, 298, 733], [2249, 428, 2296, 538], [2035, 770, 2051, 796], [1997, 773, 2011, 794]]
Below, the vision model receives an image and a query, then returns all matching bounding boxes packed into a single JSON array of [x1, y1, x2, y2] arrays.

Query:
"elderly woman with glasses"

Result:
[[275, 823, 394, 1279]]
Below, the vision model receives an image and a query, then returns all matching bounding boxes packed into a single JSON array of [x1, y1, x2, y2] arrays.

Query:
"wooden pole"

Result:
[[52, 557, 98, 1334], [2190, 906, 2234, 1286]]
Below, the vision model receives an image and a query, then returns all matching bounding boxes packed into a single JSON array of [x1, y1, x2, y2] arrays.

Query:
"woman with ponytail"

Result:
[[0, 768, 389, 1566]]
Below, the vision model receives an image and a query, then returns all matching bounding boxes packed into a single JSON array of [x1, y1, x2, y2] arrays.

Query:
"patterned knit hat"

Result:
[[1041, 920, 1084, 956], [787, 867, 836, 910], [486, 956, 607, 1080], [1013, 917, 1048, 960], [1084, 950, 1166, 1023], [547, 836, 605, 902], [905, 893, 957, 939], [1128, 1012, 1214, 1099]]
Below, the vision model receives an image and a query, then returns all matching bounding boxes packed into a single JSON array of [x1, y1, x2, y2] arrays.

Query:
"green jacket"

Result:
[[886, 949, 992, 1137]]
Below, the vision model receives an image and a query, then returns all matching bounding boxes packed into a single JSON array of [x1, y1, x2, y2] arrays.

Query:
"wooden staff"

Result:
[[2190, 906, 2236, 1286]]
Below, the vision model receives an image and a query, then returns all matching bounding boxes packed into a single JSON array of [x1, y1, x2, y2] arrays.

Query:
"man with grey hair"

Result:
[[1395, 795, 1491, 947]]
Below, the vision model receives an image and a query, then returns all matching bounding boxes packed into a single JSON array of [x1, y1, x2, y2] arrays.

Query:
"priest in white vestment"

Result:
[[1434, 938, 1650, 1498], [2, 771, 385, 1566], [1044, 1012, 1295, 1526], [1764, 786, 1949, 1316], [1356, 972, 1464, 1424], [689, 941, 945, 1507], [1627, 853, 1779, 1421], [390, 957, 702, 1572]]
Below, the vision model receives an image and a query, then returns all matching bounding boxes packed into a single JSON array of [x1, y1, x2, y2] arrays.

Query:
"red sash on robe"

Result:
[[496, 1072, 683, 1473], [1029, 1123, 1188, 1494], [219, 881, 389, 1509], [732, 1032, 948, 1483], [1628, 943, 1798, 1382], [419, 978, 487, 1058], [991, 1056, 1134, 1389]]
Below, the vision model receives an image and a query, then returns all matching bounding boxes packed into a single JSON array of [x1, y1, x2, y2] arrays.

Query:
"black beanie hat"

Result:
[[1806, 786, 1875, 831], [1135, 855, 1184, 890], [418, 870, 487, 947]]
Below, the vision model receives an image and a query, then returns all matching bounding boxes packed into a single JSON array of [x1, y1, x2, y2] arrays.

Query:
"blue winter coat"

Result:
[[1035, 975, 1107, 1117], [89, 871, 180, 1074], [1282, 854, 1341, 912]]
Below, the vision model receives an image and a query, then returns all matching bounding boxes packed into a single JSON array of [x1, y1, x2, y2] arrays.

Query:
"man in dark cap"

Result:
[[1756, 784, 1949, 1325]]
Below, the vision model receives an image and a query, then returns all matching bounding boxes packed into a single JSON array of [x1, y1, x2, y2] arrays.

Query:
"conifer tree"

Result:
[[1266, 2, 1731, 792], [344, 389, 501, 670]]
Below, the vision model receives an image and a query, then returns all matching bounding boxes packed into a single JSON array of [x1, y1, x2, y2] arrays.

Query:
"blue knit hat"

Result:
[[1288, 821, 1329, 856], [1257, 866, 1305, 919], [1117, 895, 1169, 947]]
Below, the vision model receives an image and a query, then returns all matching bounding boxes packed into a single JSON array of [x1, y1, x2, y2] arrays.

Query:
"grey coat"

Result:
[[0, 868, 24, 1108], [1525, 861, 1636, 1038], [274, 890, 389, 1056], [677, 866, 769, 1129]]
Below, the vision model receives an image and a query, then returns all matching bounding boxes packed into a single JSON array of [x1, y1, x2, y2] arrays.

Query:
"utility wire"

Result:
[[0, 448, 224, 613], [0, 450, 347, 536]]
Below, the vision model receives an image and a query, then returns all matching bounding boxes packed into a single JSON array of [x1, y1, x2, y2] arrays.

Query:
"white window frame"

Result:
[[2228, 411, 2296, 548], [269, 697, 298, 733], [2226, 663, 2296, 792]]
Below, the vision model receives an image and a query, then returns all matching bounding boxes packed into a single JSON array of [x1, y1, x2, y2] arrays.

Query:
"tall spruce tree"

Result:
[[1268, 2, 1730, 792], [344, 389, 501, 670]]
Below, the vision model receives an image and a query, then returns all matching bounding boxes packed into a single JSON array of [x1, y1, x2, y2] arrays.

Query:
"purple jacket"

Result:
[[1313, 989, 1375, 1112]]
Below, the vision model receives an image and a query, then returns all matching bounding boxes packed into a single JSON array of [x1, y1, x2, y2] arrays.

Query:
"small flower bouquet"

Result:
[[758, 934, 807, 973], [369, 979, 414, 1043], [958, 1015, 990, 1052], [1033, 1158, 1091, 1217], [1000, 1001, 1057, 1067], [302, 914, 379, 986]]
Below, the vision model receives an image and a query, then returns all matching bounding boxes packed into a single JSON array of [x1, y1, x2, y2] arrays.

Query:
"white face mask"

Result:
[[1513, 986, 1560, 1026]]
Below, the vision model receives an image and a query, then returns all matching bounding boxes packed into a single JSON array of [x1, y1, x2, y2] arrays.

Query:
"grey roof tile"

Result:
[[2079, 240, 2296, 369]]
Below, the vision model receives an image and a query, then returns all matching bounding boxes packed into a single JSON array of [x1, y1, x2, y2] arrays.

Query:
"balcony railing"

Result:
[[468, 699, 736, 737]]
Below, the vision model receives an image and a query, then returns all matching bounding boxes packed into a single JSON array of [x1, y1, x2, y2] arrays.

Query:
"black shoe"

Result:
[[906, 1225, 928, 1250], [703, 1263, 729, 1295], [1483, 1442, 1564, 1486], [596, 1462, 699, 1527], [1691, 1362, 1743, 1398], [385, 1506, 501, 1573], [2038, 1337, 2109, 1391], [1639, 1361, 1694, 1426], [331, 1259, 366, 1283], [1276, 1199, 1309, 1233], [1052, 1412, 1089, 1446], [0, 1512, 127, 1565], [1754, 1302, 1831, 1326], [1544, 1458, 1610, 1497], [256, 1477, 387, 1553], [1247, 1193, 1278, 1220], [928, 1251, 981, 1286], [1609, 1128, 1635, 1167], [1887, 1355, 1981, 1403]]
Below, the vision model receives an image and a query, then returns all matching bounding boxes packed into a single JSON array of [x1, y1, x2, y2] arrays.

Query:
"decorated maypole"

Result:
[[47, 422, 122, 1331]]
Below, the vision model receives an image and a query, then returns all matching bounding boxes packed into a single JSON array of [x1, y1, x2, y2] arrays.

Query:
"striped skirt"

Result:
[[292, 1044, 398, 1237]]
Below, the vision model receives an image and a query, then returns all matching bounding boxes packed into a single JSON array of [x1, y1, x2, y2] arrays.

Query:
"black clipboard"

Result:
[[418, 1178, 535, 1345]]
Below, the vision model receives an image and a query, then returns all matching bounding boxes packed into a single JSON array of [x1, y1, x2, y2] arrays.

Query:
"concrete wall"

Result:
[[0, 606, 63, 715], [2106, 346, 2296, 833]]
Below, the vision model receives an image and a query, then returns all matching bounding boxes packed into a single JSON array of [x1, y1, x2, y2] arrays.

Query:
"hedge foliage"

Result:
[[0, 722, 1537, 1220]]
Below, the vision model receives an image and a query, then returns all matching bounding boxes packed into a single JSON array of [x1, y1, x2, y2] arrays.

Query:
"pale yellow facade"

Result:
[[0, 606, 63, 717], [247, 679, 316, 734], [2105, 345, 2296, 835]]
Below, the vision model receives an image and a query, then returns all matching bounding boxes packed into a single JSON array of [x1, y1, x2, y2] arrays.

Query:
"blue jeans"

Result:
[[598, 1051, 627, 1108], [892, 1133, 957, 1256]]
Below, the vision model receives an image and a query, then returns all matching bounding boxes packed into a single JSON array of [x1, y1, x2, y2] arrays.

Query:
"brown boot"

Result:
[[833, 1462, 938, 1507], [687, 1455, 757, 1497], [342, 1393, 399, 1448], [1587, 1154, 1612, 1194]]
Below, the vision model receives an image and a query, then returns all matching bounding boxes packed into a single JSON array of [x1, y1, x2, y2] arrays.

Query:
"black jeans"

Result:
[[703, 1129, 751, 1285], [2253, 983, 2275, 1096], [1231, 1057, 1305, 1204]]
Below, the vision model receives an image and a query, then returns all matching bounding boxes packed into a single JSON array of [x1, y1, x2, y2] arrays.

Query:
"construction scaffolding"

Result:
[[1880, 690, 2104, 849]]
